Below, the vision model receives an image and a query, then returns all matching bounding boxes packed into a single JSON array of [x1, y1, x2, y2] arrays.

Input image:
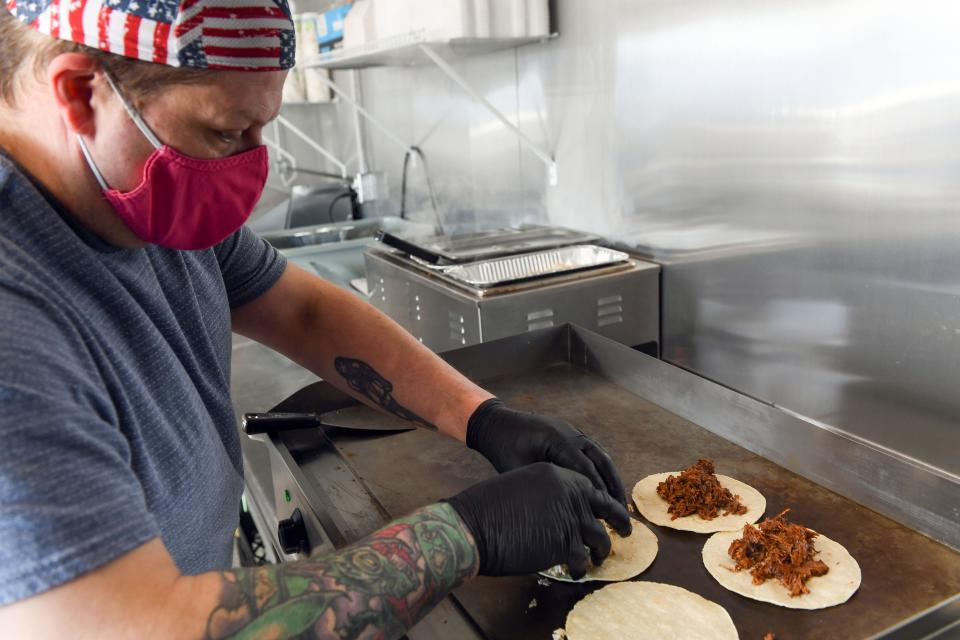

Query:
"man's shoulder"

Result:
[[0, 152, 37, 213], [0, 221, 74, 325], [0, 183, 101, 379], [0, 156, 99, 302], [0, 282, 83, 357], [0, 155, 59, 263]]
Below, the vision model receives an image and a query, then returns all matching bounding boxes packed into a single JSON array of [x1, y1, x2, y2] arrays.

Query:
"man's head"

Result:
[[0, 1, 293, 247], [0, 10, 208, 109]]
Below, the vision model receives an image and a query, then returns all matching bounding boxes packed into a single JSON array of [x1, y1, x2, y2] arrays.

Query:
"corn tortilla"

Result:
[[632, 472, 765, 533], [562, 581, 739, 640], [702, 528, 861, 609], [541, 521, 658, 582]]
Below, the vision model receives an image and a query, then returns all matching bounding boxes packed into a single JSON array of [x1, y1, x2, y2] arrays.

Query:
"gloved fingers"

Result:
[[566, 543, 590, 580], [553, 447, 608, 497], [581, 518, 612, 567], [582, 441, 628, 505], [588, 487, 633, 537]]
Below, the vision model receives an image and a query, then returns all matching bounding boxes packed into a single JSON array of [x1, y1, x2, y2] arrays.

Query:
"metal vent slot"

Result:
[[598, 294, 624, 327], [411, 294, 422, 323], [598, 304, 623, 317], [449, 312, 466, 345], [527, 309, 555, 331], [377, 277, 386, 303], [598, 315, 623, 327]]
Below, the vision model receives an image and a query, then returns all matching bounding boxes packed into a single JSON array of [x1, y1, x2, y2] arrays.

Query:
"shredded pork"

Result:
[[656, 458, 748, 520], [728, 509, 829, 597]]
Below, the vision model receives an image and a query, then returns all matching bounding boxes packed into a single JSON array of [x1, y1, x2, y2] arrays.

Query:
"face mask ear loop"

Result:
[[76, 135, 110, 191], [102, 70, 164, 150]]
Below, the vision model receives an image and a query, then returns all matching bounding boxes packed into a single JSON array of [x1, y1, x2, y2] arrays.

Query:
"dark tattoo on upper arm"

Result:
[[334, 356, 437, 430], [204, 503, 478, 640]]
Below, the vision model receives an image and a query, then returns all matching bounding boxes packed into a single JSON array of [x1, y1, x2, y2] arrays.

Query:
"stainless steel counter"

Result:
[[230, 325, 959, 639]]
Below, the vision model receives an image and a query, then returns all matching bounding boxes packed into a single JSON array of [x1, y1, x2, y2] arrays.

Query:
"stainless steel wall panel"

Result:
[[613, 0, 960, 477], [358, 49, 544, 231], [515, 3, 623, 236]]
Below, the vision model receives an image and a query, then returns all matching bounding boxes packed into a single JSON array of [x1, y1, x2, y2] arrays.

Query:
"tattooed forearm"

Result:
[[334, 356, 438, 430], [205, 503, 478, 640]]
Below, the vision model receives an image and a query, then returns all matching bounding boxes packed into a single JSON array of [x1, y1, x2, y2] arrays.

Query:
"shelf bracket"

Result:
[[417, 42, 558, 186], [274, 115, 349, 179], [314, 73, 417, 159]]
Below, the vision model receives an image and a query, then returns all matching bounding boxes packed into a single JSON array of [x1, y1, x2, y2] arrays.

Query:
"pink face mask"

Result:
[[77, 73, 269, 251]]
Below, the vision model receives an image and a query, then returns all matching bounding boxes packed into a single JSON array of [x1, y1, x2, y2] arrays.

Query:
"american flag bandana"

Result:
[[5, 0, 296, 71]]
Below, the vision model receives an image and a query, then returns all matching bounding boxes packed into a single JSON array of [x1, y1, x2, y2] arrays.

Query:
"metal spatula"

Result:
[[242, 405, 417, 435]]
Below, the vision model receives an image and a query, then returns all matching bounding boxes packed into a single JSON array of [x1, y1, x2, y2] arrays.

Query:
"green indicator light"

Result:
[[283, 489, 292, 503]]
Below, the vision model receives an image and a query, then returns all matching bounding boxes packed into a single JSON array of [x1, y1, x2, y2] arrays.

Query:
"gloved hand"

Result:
[[466, 399, 627, 505], [445, 462, 633, 578]]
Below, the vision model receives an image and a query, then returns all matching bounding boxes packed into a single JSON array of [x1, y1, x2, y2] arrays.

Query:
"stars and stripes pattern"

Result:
[[6, 0, 295, 70]]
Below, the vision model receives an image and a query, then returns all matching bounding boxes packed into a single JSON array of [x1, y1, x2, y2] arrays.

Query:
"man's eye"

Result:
[[216, 131, 240, 143]]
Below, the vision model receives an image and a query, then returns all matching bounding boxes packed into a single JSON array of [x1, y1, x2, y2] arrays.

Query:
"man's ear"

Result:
[[47, 53, 101, 137]]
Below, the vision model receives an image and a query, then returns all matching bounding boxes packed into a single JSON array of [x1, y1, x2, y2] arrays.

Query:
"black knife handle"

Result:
[[242, 412, 322, 435]]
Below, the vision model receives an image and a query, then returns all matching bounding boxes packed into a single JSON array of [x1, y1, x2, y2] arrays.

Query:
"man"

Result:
[[0, 1, 632, 637]]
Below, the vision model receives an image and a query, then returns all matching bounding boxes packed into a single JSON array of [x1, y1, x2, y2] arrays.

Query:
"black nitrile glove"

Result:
[[445, 462, 633, 578], [467, 399, 627, 505]]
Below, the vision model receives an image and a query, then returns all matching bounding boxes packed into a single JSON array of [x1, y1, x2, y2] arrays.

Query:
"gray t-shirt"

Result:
[[0, 152, 287, 605]]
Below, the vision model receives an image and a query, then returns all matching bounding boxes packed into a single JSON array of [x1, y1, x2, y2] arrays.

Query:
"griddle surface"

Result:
[[334, 363, 960, 640]]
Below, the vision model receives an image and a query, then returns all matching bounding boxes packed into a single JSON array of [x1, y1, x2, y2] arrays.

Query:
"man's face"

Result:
[[91, 68, 286, 194]]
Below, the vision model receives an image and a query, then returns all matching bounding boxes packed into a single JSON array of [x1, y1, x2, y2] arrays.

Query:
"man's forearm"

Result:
[[232, 264, 492, 440], [204, 503, 477, 640]]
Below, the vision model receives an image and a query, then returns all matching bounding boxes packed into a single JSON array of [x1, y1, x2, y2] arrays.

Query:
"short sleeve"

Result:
[[213, 225, 287, 309], [0, 290, 159, 606]]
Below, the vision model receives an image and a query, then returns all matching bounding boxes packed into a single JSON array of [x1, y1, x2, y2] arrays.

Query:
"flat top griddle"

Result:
[[321, 365, 960, 640]]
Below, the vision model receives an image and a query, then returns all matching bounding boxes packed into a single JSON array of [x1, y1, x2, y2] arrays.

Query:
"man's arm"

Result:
[[0, 503, 477, 639], [1, 464, 632, 639], [207, 503, 476, 638], [232, 262, 629, 504], [231, 263, 492, 441]]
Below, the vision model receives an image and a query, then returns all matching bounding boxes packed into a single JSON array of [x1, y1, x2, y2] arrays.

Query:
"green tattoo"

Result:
[[204, 503, 478, 640]]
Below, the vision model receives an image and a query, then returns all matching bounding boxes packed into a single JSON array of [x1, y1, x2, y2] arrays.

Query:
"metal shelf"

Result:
[[301, 29, 553, 70]]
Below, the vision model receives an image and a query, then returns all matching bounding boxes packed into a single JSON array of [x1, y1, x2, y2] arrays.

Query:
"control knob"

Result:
[[277, 508, 309, 555]]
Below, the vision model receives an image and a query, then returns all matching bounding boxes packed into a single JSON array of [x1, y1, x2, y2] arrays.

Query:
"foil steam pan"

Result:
[[440, 245, 629, 288]]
